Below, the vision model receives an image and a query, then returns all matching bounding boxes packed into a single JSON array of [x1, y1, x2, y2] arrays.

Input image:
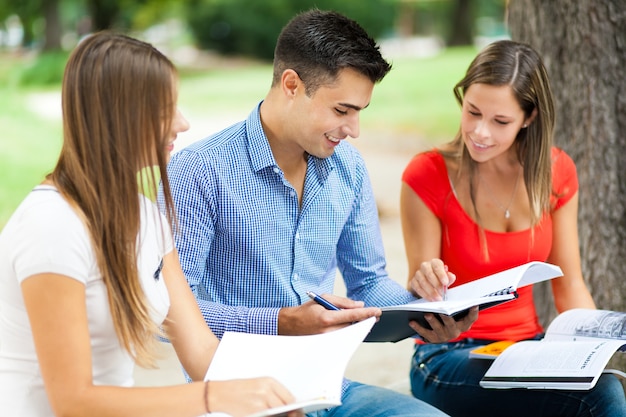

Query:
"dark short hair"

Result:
[[271, 9, 392, 95]]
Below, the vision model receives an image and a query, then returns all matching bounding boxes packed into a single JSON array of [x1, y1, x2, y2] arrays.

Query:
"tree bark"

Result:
[[42, 0, 61, 51], [88, 0, 120, 31], [448, 0, 474, 46], [508, 0, 625, 372]]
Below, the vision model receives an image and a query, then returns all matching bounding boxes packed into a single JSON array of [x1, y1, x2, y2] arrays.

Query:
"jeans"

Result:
[[410, 341, 626, 417], [306, 380, 449, 417]]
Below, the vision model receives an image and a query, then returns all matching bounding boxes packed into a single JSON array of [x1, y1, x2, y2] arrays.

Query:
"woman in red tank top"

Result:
[[400, 40, 624, 417]]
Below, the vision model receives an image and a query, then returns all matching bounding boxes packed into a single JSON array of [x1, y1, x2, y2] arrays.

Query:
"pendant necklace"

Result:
[[478, 168, 521, 219]]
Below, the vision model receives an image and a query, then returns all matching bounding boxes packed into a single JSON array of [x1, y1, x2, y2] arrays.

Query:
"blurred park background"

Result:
[[0, 0, 508, 389], [0, 0, 509, 227], [1, 0, 624, 389]]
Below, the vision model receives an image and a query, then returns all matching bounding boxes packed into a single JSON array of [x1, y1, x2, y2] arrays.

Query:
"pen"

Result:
[[306, 291, 340, 311], [443, 265, 449, 301]]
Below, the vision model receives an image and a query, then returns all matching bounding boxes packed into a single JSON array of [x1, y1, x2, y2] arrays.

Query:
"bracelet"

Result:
[[203, 381, 210, 414]]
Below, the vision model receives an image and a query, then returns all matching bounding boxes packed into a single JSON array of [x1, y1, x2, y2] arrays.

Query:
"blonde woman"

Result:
[[0, 32, 297, 417]]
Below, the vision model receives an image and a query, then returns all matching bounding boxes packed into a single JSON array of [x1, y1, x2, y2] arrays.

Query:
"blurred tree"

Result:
[[0, 0, 42, 47], [448, 0, 474, 46], [186, 0, 396, 60], [508, 0, 625, 368], [86, 0, 121, 30], [390, 0, 506, 46], [0, 0, 61, 50], [43, 0, 61, 50], [0, 0, 183, 50]]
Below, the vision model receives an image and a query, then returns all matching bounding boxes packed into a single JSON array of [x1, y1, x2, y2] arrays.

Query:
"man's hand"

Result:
[[278, 294, 381, 335]]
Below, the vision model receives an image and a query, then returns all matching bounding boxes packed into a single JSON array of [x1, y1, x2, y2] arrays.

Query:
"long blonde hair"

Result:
[[441, 40, 555, 227], [50, 31, 177, 367]]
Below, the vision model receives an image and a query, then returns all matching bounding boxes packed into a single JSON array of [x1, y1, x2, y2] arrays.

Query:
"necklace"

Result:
[[478, 168, 521, 219]]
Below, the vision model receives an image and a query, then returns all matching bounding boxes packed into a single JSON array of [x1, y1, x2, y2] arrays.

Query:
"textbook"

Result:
[[364, 261, 564, 342], [480, 308, 626, 390], [204, 317, 376, 417]]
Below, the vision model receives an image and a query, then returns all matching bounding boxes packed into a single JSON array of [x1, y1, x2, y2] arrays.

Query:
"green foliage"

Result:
[[16, 50, 68, 86], [186, 0, 395, 60]]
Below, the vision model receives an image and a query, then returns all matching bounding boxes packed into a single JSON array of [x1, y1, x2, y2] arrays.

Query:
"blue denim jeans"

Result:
[[410, 340, 626, 417], [306, 380, 449, 417]]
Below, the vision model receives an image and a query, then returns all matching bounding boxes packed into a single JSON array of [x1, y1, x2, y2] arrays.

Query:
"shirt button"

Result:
[[295, 232, 300, 239], [273, 167, 279, 173], [293, 273, 299, 281], [290, 191, 295, 197]]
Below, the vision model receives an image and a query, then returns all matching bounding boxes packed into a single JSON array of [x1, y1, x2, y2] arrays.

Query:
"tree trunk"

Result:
[[88, 0, 120, 31], [448, 0, 474, 46], [42, 0, 61, 51], [508, 0, 626, 373]]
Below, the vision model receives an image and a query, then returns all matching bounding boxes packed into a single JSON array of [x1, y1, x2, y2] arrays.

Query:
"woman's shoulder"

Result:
[[403, 148, 448, 182], [550, 146, 577, 178], [404, 148, 446, 170], [550, 146, 578, 208]]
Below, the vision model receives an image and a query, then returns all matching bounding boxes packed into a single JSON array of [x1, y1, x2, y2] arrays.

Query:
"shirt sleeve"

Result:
[[13, 197, 94, 285], [551, 147, 579, 211], [401, 150, 449, 219], [335, 149, 416, 307], [163, 149, 279, 338]]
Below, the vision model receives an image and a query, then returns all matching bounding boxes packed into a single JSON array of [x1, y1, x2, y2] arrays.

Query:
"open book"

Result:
[[480, 308, 626, 390], [365, 261, 563, 342], [204, 317, 376, 417]]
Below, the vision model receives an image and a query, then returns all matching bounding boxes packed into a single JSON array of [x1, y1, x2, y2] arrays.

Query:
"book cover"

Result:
[[469, 340, 516, 359]]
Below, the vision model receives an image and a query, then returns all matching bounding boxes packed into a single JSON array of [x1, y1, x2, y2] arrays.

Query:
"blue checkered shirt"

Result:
[[163, 102, 415, 340]]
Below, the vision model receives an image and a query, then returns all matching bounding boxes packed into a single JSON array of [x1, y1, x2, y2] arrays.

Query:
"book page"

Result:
[[382, 293, 514, 315], [543, 309, 626, 342], [204, 317, 376, 416], [445, 261, 562, 300], [480, 339, 625, 390]]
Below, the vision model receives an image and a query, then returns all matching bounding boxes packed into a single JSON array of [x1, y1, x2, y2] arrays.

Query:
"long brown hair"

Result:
[[50, 31, 177, 366], [441, 40, 555, 227]]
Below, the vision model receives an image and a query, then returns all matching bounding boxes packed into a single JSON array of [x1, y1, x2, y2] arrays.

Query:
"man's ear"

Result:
[[281, 69, 301, 98]]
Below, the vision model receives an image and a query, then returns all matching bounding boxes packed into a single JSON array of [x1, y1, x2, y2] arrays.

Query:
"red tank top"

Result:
[[402, 147, 578, 341]]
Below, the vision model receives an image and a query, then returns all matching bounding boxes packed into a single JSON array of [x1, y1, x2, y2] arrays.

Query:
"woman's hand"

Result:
[[409, 258, 456, 301], [407, 259, 478, 343], [409, 307, 478, 343], [208, 378, 302, 417]]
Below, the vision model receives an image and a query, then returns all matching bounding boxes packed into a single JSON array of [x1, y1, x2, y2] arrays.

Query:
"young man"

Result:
[[164, 9, 474, 417]]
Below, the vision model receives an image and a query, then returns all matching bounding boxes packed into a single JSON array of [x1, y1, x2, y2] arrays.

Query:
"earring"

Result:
[[523, 124, 528, 128]]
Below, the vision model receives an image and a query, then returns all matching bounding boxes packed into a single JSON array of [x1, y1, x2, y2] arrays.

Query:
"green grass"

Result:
[[0, 87, 63, 226], [0, 46, 477, 228], [367, 47, 475, 141]]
